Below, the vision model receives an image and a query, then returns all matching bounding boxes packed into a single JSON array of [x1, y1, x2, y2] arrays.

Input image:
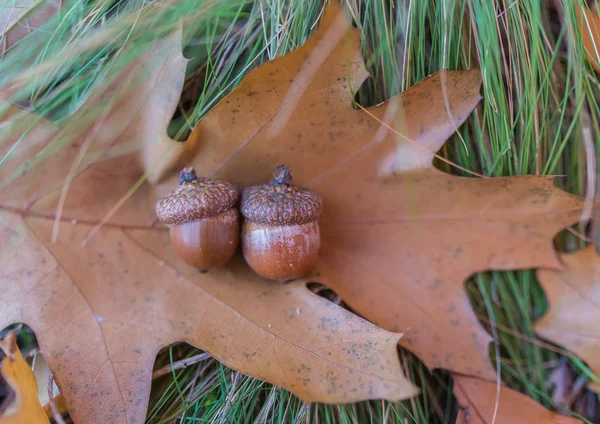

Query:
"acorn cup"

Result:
[[240, 164, 322, 282], [156, 168, 240, 271]]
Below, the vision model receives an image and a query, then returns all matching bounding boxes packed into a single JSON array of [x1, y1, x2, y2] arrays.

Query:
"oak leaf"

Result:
[[535, 245, 600, 392], [0, 331, 49, 424], [0, 5, 418, 424], [180, 4, 588, 383], [453, 375, 582, 423]]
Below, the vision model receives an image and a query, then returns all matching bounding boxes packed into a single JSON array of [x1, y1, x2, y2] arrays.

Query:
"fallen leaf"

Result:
[[0, 0, 61, 56], [535, 245, 600, 392], [577, 3, 600, 73], [181, 5, 589, 383], [453, 375, 582, 423], [0, 331, 49, 424], [0, 5, 417, 423]]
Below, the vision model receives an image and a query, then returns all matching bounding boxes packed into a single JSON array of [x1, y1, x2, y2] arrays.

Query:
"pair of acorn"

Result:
[[156, 164, 322, 281]]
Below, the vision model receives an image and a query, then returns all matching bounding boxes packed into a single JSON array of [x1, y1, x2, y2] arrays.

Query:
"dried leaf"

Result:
[[577, 3, 600, 73], [0, 332, 49, 424], [0, 0, 61, 55], [0, 5, 418, 423], [535, 245, 600, 392], [453, 375, 582, 423], [180, 6, 588, 382]]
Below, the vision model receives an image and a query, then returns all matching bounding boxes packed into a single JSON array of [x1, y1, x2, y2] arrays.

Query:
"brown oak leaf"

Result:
[[0, 6, 418, 424], [454, 375, 582, 423], [535, 245, 600, 392], [177, 4, 588, 383]]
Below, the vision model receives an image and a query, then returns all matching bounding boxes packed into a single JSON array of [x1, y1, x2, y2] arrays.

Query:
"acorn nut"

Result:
[[156, 168, 240, 271], [241, 164, 322, 281]]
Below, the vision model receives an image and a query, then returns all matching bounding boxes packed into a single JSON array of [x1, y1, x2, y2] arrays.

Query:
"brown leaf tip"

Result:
[[156, 169, 239, 225], [241, 166, 322, 226]]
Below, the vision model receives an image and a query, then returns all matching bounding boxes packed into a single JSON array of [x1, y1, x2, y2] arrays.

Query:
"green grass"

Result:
[[146, 343, 455, 424], [2, 0, 600, 422]]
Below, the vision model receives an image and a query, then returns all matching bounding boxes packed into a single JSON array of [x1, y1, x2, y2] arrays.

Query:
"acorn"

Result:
[[240, 164, 322, 281], [156, 168, 239, 271]]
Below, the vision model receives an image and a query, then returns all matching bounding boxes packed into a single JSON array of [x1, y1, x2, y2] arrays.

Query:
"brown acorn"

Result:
[[156, 168, 239, 271], [241, 164, 322, 281]]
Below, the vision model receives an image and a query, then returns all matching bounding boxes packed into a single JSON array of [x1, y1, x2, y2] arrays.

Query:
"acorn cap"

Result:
[[241, 164, 322, 226], [156, 168, 239, 225]]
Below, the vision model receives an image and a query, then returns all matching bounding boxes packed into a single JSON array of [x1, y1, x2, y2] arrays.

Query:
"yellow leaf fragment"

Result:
[[0, 331, 49, 424]]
